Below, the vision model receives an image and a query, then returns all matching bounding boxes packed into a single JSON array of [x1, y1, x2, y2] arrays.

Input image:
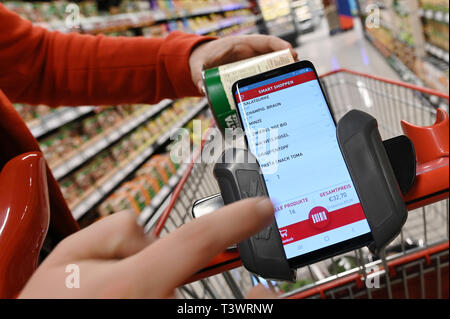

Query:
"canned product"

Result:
[[202, 49, 295, 132]]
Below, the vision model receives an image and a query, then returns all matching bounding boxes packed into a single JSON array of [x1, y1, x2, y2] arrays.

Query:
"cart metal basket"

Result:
[[142, 69, 449, 299]]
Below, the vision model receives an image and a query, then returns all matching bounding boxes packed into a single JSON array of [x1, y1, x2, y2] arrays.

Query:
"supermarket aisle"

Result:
[[295, 17, 400, 80]]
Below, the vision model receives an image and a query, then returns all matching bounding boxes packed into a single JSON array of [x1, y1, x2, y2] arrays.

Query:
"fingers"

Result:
[[246, 284, 281, 299], [48, 210, 154, 265], [243, 34, 298, 59], [263, 36, 298, 61], [120, 197, 274, 297]]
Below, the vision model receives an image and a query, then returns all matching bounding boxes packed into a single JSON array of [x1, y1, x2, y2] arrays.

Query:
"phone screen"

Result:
[[234, 65, 371, 261]]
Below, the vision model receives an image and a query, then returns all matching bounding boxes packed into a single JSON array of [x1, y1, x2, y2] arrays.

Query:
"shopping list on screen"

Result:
[[235, 68, 371, 259]]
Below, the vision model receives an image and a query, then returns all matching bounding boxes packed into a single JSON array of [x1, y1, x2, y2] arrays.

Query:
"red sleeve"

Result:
[[0, 3, 215, 107]]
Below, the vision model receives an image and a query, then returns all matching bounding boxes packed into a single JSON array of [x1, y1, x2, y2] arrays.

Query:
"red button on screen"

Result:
[[309, 206, 330, 229]]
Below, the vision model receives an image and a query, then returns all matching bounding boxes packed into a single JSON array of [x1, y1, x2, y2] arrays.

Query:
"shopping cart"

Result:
[[143, 69, 449, 299]]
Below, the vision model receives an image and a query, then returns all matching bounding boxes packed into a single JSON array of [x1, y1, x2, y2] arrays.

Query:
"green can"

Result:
[[201, 49, 295, 133]]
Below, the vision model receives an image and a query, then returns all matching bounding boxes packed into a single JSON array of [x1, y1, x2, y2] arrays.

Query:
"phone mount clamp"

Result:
[[198, 110, 415, 281]]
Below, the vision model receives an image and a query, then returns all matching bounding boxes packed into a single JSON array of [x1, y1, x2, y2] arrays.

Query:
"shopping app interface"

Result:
[[235, 68, 371, 259]]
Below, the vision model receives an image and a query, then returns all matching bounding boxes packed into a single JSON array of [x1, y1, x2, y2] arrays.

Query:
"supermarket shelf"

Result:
[[155, 99, 208, 146], [425, 42, 449, 64], [365, 31, 423, 86], [81, 11, 165, 34], [387, 55, 423, 86], [36, 10, 163, 33], [364, 30, 447, 108], [380, 18, 392, 31], [38, 2, 250, 34], [51, 99, 172, 180], [138, 163, 190, 226], [231, 25, 259, 36], [71, 99, 208, 220], [29, 106, 94, 138], [185, 2, 249, 17], [419, 8, 450, 24]]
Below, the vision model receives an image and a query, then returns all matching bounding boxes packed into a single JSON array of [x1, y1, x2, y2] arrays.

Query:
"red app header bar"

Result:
[[235, 71, 316, 103]]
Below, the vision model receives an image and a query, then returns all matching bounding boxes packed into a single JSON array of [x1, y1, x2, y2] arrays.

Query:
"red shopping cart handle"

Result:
[[0, 152, 50, 298], [185, 110, 449, 285], [185, 156, 448, 285], [404, 157, 449, 210], [403, 109, 449, 210]]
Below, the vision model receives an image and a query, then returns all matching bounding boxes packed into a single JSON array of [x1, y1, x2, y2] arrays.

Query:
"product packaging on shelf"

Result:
[[136, 175, 162, 199], [39, 133, 61, 166], [74, 165, 96, 193], [97, 152, 180, 217], [60, 176, 81, 204], [91, 151, 116, 182]]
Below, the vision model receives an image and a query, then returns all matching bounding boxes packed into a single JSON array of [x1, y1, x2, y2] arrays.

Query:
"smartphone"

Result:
[[232, 60, 373, 268]]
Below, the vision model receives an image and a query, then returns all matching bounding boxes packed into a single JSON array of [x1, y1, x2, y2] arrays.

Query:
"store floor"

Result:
[[295, 17, 400, 80]]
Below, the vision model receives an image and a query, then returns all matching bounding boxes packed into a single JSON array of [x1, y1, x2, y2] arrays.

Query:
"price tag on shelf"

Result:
[[114, 170, 125, 183], [144, 108, 154, 119], [66, 154, 84, 170], [130, 13, 140, 25], [138, 206, 153, 224], [151, 187, 168, 208], [61, 109, 77, 122], [131, 118, 140, 128], [123, 163, 135, 175], [86, 191, 101, 208], [72, 204, 86, 220], [157, 127, 172, 145], [108, 130, 121, 142], [168, 175, 179, 187], [83, 145, 97, 159], [116, 170, 127, 181], [53, 164, 68, 180], [78, 106, 94, 114], [45, 115, 61, 131], [145, 146, 154, 157], [125, 121, 135, 133], [101, 179, 115, 194], [118, 124, 129, 135], [83, 22, 94, 31], [97, 138, 109, 150], [137, 152, 146, 163], [30, 124, 46, 137]]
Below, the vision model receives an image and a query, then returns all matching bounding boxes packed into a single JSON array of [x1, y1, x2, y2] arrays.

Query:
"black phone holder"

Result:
[[210, 110, 414, 281]]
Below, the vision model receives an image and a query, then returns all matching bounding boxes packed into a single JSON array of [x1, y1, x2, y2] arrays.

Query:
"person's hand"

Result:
[[189, 34, 298, 93], [19, 197, 279, 299]]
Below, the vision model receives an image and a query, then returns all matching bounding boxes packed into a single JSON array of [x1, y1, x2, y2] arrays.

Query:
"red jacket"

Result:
[[0, 4, 213, 241]]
